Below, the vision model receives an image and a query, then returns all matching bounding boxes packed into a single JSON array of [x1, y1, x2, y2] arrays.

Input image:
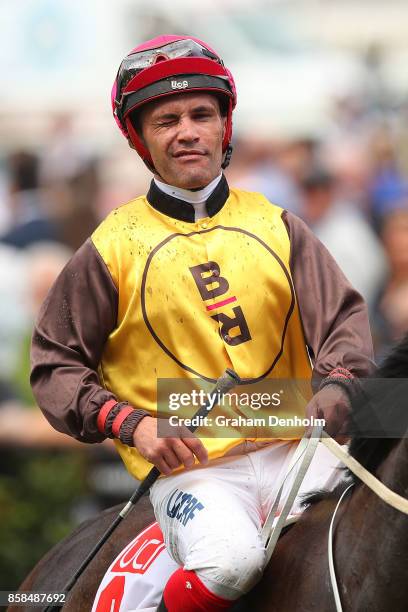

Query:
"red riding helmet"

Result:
[[111, 35, 237, 170]]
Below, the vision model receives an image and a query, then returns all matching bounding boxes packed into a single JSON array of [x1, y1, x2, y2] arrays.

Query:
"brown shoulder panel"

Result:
[[30, 238, 119, 442], [282, 210, 375, 390]]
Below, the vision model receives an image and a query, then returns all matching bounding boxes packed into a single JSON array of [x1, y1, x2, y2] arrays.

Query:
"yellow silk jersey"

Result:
[[92, 187, 312, 480]]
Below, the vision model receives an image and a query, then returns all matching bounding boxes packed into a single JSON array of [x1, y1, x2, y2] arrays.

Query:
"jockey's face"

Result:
[[139, 92, 226, 189]]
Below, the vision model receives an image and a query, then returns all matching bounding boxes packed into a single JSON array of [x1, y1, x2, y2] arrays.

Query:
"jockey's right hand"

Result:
[[132, 416, 209, 475]]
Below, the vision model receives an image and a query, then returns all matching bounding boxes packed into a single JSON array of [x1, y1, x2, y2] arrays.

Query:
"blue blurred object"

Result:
[[369, 165, 408, 220], [0, 218, 59, 249]]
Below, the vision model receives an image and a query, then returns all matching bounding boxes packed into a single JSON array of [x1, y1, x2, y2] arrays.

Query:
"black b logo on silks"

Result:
[[189, 261, 251, 346]]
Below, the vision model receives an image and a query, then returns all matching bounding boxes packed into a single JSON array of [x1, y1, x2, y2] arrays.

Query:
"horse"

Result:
[[13, 337, 408, 611]]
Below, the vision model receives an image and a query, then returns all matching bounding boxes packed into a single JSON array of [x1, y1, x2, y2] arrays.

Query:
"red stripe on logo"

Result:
[[206, 296, 237, 311]]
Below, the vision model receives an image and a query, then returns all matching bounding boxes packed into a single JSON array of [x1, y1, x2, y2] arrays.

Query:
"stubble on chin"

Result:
[[163, 159, 215, 189]]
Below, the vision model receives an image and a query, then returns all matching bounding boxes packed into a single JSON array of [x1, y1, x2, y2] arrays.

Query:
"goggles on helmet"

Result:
[[116, 39, 222, 94]]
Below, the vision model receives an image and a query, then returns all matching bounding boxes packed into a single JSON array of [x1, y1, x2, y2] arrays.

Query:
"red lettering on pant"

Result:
[[95, 575, 125, 612], [111, 523, 165, 574]]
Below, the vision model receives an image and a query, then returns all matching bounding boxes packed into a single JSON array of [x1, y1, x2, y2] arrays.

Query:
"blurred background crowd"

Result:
[[2, 0, 408, 592]]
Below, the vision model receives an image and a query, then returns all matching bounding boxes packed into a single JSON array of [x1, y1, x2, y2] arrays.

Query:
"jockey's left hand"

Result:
[[305, 384, 351, 443]]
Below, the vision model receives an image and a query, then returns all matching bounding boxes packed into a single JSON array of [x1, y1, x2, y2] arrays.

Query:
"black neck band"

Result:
[[146, 174, 230, 222]]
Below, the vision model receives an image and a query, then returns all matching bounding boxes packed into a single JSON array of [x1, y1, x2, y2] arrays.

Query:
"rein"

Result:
[[327, 482, 354, 612], [320, 432, 408, 515]]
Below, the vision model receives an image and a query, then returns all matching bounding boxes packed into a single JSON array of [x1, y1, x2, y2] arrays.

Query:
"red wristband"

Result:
[[112, 405, 134, 438], [97, 399, 117, 434], [328, 367, 354, 381]]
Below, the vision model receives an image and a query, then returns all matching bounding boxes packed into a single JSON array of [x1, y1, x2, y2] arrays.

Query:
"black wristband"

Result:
[[319, 377, 354, 400], [118, 410, 150, 446]]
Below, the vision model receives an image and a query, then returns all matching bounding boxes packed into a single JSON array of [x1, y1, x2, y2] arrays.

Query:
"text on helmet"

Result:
[[171, 80, 189, 90]]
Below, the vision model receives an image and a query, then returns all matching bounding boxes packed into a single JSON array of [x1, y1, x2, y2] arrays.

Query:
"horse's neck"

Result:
[[378, 437, 408, 499], [336, 438, 408, 611]]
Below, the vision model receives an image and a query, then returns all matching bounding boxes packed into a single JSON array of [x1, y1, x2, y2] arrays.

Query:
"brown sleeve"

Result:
[[30, 238, 118, 443], [282, 210, 375, 390]]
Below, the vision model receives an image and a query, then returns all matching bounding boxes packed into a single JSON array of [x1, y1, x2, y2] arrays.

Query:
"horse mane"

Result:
[[348, 333, 408, 477], [304, 334, 408, 506]]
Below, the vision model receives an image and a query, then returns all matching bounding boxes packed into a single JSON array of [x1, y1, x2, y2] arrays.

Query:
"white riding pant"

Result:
[[150, 440, 340, 600]]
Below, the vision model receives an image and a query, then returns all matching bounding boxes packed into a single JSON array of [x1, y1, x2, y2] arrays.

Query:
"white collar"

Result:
[[153, 174, 222, 205]]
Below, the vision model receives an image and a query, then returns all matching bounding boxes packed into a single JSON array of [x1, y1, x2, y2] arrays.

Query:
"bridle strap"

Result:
[[328, 483, 355, 612], [321, 432, 408, 515]]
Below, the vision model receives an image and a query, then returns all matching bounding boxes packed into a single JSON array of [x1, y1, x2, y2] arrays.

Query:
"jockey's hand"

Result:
[[132, 416, 209, 476], [305, 383, 351, 443]]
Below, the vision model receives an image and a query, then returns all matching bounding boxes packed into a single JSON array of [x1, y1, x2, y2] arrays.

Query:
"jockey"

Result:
[[31, 35, 374, 611]]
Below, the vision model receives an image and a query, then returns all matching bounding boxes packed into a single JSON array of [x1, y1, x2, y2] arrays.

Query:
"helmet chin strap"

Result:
[[221, 144, 233, 169]]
